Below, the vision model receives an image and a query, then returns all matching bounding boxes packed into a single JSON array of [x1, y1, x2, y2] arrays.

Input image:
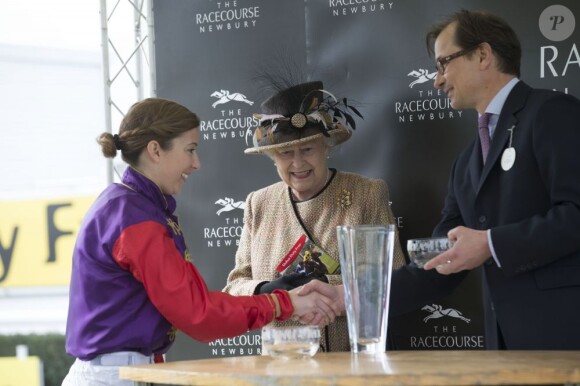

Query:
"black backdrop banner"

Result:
[[152, 0, 580, 360]]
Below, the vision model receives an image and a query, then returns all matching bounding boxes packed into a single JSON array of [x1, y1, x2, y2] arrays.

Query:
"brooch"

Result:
[[338, 189, 352, 209]]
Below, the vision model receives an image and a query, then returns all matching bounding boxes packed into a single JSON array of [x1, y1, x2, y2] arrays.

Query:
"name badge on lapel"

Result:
[[501, 125, 516, 171]]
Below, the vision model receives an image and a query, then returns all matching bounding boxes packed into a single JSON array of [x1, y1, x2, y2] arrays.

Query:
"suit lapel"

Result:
[[475, 81, 531, 194], [469, 141, 482, 193]]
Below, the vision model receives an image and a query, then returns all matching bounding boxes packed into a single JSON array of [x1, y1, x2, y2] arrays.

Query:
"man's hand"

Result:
[[423, 226, 491, 274]]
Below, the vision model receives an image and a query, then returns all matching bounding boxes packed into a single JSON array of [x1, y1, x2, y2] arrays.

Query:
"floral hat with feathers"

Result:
[[244, 81, 362, 155]]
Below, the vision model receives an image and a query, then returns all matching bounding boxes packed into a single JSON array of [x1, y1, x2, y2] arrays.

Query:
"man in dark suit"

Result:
[[300, 9, 580, 350], [417, 9, 580, 350]]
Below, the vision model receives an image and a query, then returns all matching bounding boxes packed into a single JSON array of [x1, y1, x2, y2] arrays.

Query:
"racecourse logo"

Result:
[[328, 0, 394, 17], [211, 90, 254, 108], [209, 333, 261, 357], [421, 304, 471, 324], [394, 65, 462, 124], [408, 69, 437, 88], [215, 197, 245, 215], [195, 2, 260, 33], [203, 196, 245, 248], [200, 89, 258, 142], [407, 303, 483, 349]]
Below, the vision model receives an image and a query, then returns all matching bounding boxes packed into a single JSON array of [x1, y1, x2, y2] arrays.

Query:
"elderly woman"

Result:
[[224, 81, 406, 352]]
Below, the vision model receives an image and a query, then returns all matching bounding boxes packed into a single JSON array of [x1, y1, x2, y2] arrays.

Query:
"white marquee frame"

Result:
[[99, 0, 156, 183]]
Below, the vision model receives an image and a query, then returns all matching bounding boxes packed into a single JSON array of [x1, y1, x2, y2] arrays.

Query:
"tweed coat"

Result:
[[224, 170, 406, 351]]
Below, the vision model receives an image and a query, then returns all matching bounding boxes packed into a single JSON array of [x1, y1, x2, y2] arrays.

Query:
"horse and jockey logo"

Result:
[[215, 197, 245, 215], [421, 304, 471, 323], [211, 90, 254, 108], [407, 69, 438, 88]]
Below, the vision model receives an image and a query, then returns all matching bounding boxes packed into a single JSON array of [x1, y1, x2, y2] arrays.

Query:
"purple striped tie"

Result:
[[478, 112, 492, 163]]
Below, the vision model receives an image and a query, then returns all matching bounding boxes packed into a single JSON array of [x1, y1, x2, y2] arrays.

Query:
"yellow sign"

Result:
[[0, 356, 43, 386], [0, 196, 95, 287]]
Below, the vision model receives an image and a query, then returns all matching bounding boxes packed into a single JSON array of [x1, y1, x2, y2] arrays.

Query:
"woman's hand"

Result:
[[256, 272, 327, 294]]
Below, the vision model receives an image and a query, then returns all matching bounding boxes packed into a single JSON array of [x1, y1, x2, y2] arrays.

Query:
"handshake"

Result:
[[291, 280, 346, 327], [255, 272, 346, 326]]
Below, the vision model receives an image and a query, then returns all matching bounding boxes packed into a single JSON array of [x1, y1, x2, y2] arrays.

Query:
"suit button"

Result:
[[478, 215, 487, 223]]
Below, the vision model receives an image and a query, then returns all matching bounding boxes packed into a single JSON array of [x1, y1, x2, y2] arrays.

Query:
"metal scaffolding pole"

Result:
[[99, 0, 156, 184]]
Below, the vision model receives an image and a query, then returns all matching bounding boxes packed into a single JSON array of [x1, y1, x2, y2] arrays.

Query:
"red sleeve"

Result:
[[113, 221, 285, 342]]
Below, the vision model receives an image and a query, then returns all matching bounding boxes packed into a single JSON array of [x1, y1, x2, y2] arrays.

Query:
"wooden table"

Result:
[[120, 350, 580, 385]]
